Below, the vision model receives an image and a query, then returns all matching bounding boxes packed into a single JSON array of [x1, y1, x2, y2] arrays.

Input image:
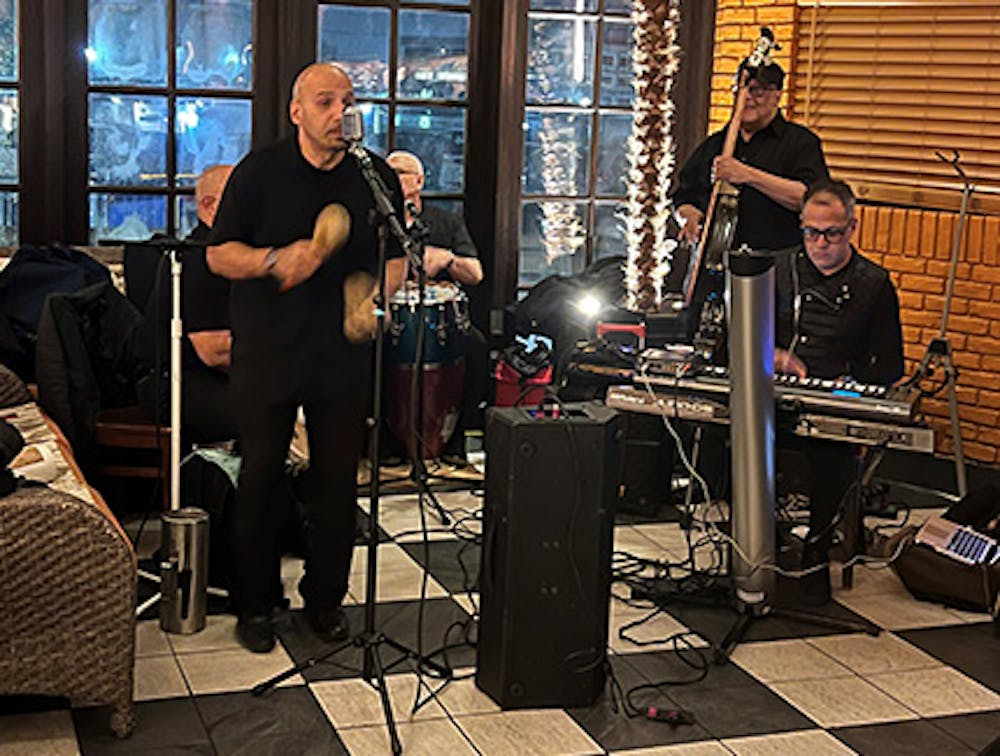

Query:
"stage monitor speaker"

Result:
[[476, 401, 621, 709]]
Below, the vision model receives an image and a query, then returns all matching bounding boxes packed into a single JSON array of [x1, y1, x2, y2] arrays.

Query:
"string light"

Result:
[[624, 0, 681, 313]]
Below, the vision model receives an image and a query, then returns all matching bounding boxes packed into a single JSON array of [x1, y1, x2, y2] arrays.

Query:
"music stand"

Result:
[[251, 145, 451, 755]]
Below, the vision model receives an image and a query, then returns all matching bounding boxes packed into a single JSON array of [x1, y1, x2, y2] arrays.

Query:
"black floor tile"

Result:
[[195, 686, 347, 755], [0, 695, 69, 716], [610, 649, 814, 739], [832, 718, 977, 756], [652, 592, 877, 648], [73, 698, 212, 756], [277, 599, 475, 683], [899, 623, 1000, 693], [665, 681, 816, 740], [275, 610, 364, 683], [401, 539, 480, 594], [567, 655, 714, 751], [928, 709, 1000, 753], [616, 649, 758, 691]]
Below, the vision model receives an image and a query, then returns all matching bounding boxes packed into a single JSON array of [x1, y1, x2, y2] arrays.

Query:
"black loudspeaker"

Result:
[[476, 402, 621, 709], [616, 412, 675, 516]]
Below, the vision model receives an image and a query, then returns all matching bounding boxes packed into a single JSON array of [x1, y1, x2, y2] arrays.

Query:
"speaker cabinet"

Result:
[[476, 402, 620, 709]]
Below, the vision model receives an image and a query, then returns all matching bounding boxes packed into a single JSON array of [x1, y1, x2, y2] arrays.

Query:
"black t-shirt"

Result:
[[774, 246, 904, 385], [673, 113, 829, 250], [180, 222, 230, 372], [413, 203, 478, 284], [140, 224, 229, 374], [209, 136, 405, 387]]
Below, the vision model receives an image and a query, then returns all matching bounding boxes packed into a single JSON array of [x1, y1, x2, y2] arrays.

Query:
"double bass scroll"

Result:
[[681, 27, 779, 307]]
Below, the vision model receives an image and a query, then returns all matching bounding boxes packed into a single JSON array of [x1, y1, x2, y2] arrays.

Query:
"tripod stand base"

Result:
[[252, 627, 452, 754], [713, 601, 880, 664]]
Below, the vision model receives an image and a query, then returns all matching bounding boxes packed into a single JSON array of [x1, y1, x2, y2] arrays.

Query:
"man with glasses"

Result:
[[774, 179, 904, 603], [673, 62, 829, 252]]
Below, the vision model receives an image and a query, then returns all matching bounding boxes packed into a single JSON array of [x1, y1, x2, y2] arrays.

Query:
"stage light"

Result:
[[575, 293, 603, 319]]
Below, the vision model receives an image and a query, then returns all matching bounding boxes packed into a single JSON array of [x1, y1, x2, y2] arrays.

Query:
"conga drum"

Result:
[[384, 282, 470, 459]]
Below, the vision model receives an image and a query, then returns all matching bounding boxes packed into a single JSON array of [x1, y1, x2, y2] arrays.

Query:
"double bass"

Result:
[[682, 27, 779, 307]]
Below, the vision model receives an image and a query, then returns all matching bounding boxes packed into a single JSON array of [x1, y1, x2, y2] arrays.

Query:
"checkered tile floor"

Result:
[[2, 489, 998, 755]]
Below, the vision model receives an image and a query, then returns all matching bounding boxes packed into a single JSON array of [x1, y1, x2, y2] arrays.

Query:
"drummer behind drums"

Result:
[[387, 150, 488, 463]]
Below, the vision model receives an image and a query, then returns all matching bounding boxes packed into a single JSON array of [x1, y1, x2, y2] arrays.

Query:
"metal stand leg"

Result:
[[913, 337, 967, 499]]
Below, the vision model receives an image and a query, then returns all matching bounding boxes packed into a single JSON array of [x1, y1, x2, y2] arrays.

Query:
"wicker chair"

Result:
[[0, 409, 136, 737]]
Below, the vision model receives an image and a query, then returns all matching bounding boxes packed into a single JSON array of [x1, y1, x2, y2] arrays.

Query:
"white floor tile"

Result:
[[0, 710, 80, 756]]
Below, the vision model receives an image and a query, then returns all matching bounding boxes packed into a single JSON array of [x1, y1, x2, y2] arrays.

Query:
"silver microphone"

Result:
[[342, 105, 364, 143]]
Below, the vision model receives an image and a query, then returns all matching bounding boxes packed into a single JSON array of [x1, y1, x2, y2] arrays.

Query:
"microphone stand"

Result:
[[406, 210, 452, 527], [251, 142, 450, 755]]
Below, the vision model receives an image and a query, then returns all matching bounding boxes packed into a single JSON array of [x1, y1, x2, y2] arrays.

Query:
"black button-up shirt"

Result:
[[673, 112, 829, 251]]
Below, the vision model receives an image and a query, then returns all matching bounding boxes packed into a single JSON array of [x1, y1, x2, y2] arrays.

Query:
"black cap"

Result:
[[742, 61, 784, 90]]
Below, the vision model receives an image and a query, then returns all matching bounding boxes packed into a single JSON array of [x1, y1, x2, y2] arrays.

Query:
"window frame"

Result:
[[84, 0, 257, 242]]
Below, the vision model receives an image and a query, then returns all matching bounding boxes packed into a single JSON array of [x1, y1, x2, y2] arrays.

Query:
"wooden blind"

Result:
[[793, 2, 1000, 213]]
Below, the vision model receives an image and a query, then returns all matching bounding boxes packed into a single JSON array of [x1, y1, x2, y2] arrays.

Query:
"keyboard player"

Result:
[[774, 179, 903, 603]]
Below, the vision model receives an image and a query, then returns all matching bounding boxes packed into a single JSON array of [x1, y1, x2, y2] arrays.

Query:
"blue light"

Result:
[[84, 47, 98, 63]]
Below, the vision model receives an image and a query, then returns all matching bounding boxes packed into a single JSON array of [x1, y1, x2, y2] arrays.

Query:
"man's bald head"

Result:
[[386, 151, 424, 177], [291, 62, 351, 103], [195, 164, 233, 227], [387, 150, 426, 205], [289, 63, 355, 167]]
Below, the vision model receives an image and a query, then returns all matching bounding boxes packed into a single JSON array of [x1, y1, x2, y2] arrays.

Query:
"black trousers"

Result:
[[777, 435, 859, 564], [230, 367, 366, 618], [693, 423, 857, 562], [182, 367, 238, 445]]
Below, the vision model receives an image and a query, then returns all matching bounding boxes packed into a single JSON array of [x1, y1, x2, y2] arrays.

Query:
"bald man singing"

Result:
[[207, 63, 407, 653]]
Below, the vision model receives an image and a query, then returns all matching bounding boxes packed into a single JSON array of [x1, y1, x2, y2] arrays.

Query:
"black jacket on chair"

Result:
[[35, 281, 145, 471]]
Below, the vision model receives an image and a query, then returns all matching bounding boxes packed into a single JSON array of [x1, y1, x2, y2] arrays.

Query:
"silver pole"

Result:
[[726, 247, 776, 606]]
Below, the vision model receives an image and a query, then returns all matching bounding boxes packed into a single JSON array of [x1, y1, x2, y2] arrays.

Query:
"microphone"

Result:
[[405, 200, 420, 217], [342, 105, 364, 144]]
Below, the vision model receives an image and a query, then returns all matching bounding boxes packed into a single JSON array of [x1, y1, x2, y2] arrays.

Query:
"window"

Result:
[[0, 0, 17, 244], [86, 0, 254, 243], [518, 0, 634, 287], [317, 1, 471, 209], [794, 1, 1000, 213]]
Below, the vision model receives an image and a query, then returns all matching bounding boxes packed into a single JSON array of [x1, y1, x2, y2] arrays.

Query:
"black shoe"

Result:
[[236, 614, 276, 654], [306, 607, 350, 643]]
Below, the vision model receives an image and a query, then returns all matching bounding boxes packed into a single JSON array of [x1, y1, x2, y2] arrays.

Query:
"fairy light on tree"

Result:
[[624, 0, 680, 313]]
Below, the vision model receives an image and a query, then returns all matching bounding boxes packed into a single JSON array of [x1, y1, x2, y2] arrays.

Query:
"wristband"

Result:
[[264, 246, 279, 275]]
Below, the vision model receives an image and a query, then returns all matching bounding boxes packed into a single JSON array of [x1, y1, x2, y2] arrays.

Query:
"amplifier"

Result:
[[477, 402, 620, 709]]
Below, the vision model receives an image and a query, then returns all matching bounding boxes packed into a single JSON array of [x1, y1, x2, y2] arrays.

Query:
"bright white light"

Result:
[[84, 47, 98, 63], [576, 294, 602, 318]]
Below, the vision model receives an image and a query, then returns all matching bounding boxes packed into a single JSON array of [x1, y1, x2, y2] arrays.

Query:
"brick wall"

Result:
[[709, 0, 999, 464]]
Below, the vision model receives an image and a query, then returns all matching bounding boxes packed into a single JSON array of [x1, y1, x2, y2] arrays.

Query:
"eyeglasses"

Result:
[[746, 84, 778, 98], [801, 225, 850, 243]]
